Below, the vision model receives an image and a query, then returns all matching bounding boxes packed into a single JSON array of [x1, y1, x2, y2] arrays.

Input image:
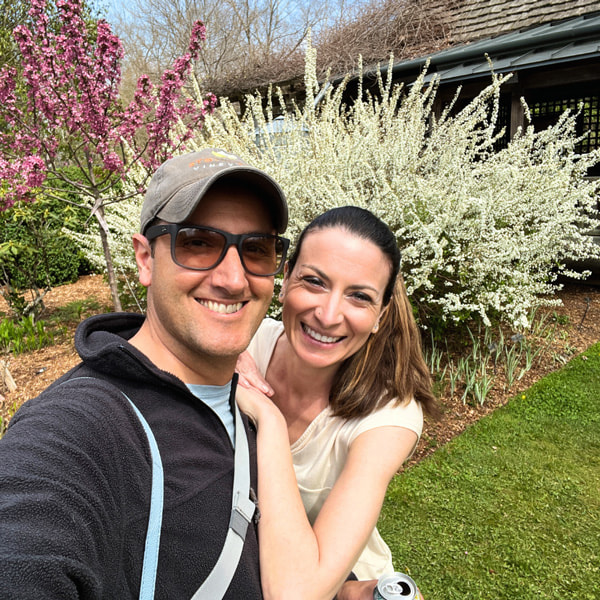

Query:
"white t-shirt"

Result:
[[246, 318, 423, 580]]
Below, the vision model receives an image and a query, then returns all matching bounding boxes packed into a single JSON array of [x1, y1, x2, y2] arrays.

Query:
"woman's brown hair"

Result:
[[287, 206, 438, 420]]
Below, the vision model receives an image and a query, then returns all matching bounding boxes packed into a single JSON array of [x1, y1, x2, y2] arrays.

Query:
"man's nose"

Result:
[[210, 245, 249, 293]]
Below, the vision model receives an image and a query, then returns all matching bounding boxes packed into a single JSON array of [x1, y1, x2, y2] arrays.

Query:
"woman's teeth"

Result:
[[303, 324, 342, 343]]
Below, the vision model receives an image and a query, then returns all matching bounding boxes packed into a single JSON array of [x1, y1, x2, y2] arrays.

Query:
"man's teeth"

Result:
[[304, 324, 342, 343], [202, 300, 243, 314]]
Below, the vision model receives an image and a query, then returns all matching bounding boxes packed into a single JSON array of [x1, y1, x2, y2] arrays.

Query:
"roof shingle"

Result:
[[441, 0, 600, 42]]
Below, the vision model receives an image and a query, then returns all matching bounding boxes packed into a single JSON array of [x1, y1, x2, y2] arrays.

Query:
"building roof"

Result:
[[357, 11, 600, 86], [441, 0, 600, 43]]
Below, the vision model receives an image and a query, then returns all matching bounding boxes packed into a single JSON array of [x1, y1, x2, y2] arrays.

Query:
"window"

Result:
[[529, 88, 600, 172]]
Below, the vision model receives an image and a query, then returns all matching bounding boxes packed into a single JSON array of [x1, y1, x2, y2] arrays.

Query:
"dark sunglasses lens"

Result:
[[241, 236, 285, 275], [174, 228, 225, 270]]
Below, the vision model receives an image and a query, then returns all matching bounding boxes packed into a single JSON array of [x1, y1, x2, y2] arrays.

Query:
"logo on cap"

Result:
[[189, 150, 245, 172]]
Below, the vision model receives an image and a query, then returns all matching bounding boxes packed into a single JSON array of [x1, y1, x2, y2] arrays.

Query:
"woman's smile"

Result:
[[301, 322, 345, 344]]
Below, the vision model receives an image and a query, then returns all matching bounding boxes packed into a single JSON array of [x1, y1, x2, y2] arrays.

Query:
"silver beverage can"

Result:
[[373, 572, 421, 600]]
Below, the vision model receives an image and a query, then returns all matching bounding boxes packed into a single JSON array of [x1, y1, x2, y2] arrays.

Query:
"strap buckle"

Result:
[[229, 491, 257, 540]]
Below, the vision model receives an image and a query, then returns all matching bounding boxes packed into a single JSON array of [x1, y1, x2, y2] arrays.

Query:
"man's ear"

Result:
[[132, 233, 153, 288]]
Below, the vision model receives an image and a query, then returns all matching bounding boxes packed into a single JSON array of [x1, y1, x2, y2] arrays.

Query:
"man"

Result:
[[0, 148, 372, 600], [0, 149, 288, 598]]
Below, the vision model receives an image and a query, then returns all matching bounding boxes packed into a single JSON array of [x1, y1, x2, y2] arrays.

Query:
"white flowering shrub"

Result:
[[68, 47, 600, 329], [199, 52, 600, 329]]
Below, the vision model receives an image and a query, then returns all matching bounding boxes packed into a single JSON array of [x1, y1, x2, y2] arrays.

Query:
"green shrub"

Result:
[[0, 195, 91, 291], [49, 299, 104, 325]]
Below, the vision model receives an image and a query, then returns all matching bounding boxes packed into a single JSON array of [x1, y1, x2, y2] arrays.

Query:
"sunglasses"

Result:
[[145, 223, 290, 277]]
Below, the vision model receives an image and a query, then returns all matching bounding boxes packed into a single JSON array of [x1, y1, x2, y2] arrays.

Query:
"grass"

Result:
[[379, 342, 600, 599]]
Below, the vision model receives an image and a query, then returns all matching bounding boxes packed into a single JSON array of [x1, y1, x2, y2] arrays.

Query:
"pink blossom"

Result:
[[23, 156, 47, 188], [103, 152, 123, 172], [0, 1, 214, 211]]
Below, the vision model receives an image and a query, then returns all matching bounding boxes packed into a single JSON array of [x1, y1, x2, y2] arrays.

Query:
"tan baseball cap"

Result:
[[140, 149, 288, 234]]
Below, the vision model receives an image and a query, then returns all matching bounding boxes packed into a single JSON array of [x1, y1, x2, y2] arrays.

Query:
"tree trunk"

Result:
[[1, 360, 17, 392], [94, 205, 123, 313]]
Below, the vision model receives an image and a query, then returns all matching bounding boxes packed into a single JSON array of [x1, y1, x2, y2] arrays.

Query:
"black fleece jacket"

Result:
[[0, 312, 262, 599]]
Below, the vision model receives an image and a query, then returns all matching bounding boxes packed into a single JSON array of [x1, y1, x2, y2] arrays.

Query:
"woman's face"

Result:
[[280, 226, 391, 372]]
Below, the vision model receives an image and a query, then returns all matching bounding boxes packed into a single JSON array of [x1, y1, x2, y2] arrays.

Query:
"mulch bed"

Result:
[[2, 275, 600, 464]]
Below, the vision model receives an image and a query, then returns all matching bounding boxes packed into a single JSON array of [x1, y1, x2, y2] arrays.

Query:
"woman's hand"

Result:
[[236, 350, 274, 396], [236, 384, 283, 430], [336, 579, 377, 600]]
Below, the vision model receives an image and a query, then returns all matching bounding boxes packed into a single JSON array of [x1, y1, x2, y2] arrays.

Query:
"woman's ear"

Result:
[[373, 304, 389, 333], [278, 261, 290, 301]]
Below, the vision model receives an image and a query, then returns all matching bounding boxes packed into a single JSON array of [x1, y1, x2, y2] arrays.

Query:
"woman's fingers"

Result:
[[236, 351, 275, 396]]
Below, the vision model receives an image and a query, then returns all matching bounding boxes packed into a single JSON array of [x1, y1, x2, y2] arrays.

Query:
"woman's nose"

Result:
[[315, 295, 343, 327]]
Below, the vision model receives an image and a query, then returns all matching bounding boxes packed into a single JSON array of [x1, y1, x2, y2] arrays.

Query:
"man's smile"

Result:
[[197, 299, 246, 314]]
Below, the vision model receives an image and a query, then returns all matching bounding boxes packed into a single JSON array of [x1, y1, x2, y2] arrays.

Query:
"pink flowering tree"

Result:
[[0, 0, 216, 311]]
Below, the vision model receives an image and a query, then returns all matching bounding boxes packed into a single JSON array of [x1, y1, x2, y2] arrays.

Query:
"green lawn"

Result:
[[380, 342, 600, 599]]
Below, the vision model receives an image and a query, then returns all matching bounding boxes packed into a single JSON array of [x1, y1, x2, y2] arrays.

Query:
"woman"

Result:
[[236, 206, 437, 600]]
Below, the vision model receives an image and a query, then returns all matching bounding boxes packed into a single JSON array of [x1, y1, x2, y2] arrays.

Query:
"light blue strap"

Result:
[[56, 378, 165, 600], [122, 393, 164, 600]]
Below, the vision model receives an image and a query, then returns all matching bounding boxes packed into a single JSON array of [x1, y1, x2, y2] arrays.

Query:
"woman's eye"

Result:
[[303, 276, 323, 287], [351, 291, 373, 303]]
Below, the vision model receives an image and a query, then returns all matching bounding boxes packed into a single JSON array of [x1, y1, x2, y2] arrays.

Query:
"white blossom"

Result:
[[68, 45, 600, 328]]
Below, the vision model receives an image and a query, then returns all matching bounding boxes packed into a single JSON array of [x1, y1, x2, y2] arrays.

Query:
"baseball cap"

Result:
[[140, 149, 288, 234]]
